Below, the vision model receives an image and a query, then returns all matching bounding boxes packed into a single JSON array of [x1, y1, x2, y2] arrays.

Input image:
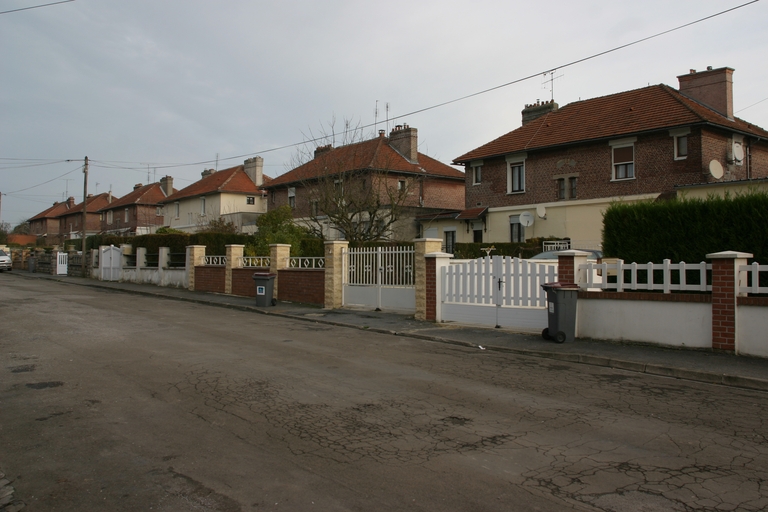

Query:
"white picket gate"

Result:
[[99, 245, 122, 281], [343, 246, 415, 312], [440, 256, 557, 332], [56, 252, 68, 275]]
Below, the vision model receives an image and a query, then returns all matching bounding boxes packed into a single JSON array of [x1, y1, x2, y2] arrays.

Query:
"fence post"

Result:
[[556, 250, 589, 286], [414, 238, 443, 321], [269, 244, 290, 299], [186, 245, 206, 291], [158, 247, 170, 286], [425, 252, 452, 322], [707, 251, 752, 353], [225, 244, 244, 295], [324, 241, 349, 309]]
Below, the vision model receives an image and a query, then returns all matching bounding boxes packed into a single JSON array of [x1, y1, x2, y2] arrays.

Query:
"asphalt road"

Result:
[[1, 275, 767, 511]]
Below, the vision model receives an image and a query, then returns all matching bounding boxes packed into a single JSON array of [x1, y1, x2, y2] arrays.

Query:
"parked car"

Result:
[[0, 249, 12, 272]]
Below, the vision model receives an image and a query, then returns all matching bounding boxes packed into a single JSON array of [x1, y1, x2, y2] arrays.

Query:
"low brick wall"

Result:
[[194, 266, 225, 294], [232, 268, 264, 297], [277, 269, 324, 305]]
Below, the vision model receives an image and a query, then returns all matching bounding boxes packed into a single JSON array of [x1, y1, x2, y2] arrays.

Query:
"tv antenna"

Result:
[[215, 153, 219, 171], [542, 70, 564, 101], [95, 182, 100, 193]]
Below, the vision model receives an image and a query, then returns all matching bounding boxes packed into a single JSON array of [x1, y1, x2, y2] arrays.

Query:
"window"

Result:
[[558, 176, 577, 200], [472, 165, 482, 185], [246, 196, 255, 205], [473, 229, 483, 243], [569, 177, 577, 199], [200, 197, 206, 215], [288, 187, 296, 208], [675, 135, 688, 159], [174, 202, 180, 218], [509, 215, 524, 243], [398, 179, 406, 191], [610, 138, 636, 180], [124, 208, 129, 222], [156, 207, 163, 216], [107, 211, 113, 225], [310, 199, 319, 217], [557, 179, 566, 200], [444, 229, 456, 254], [506, 153, 527, 193]]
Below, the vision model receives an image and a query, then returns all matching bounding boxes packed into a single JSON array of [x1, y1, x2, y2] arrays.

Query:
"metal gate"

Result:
[[440, 256, 556, 332], [99, 245, 122, 281], [343, 246, 415, 312], [56, 252, 68, 275]]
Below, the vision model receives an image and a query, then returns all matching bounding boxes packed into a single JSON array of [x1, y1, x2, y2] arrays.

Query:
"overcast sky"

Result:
[[2, 0, 767, 225]]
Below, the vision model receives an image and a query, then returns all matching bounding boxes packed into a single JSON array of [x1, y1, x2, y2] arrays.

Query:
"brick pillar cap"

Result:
[[324, 240, 349, 245], [269, 243, 291, 248], [414, 238, 442, 242], [557, 250, 591, 256], [707, 250, 753, 259], [426, 252, 452, 258], [225, 244, 246, 248], [186, 245, 207, 248]]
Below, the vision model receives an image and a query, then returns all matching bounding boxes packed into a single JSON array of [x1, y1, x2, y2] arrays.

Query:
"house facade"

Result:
[[27, 199, 73, 246], [423, 67, 768, 251], [58, 193, 115, 240], [261, 125, 465, 241], [99, 177, 176, 236], [161, 157, 269, 234]]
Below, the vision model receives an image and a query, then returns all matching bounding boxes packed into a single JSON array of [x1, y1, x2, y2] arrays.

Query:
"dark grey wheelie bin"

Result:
[[541, 282, 579, 343], [252, 272, 277, 307]]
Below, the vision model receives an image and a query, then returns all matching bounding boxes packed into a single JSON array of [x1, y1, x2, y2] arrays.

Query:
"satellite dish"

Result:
[[709, 160, 724, 179], [536, 205, 547, 219], [733, 143, 744, 162], [519, 211, 535, 227]]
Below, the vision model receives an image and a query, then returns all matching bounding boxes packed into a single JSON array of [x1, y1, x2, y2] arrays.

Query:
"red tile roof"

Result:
[[99, 183, 175, 211], [162, 165, 271, 203], [63, 193, 114, 216], [454, 84, 768, 163], [264, 136, 464, 188], [28, 201, 71, 221]]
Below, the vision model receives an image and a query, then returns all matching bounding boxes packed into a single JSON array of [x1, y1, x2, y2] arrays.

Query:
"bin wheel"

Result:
[[542, 328, 550, 340], [555, 331, 567, 344], [271, 298, 277, 306]]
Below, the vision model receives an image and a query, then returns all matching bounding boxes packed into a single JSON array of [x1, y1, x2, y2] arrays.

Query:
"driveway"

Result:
[[1, 275, 767, 511]]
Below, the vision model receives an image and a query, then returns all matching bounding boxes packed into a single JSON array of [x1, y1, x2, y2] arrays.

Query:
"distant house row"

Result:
[[27, 66, 768, 250]]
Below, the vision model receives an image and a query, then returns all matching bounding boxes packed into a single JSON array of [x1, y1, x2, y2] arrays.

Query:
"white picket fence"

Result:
[[582, 260, 711, 292], [740, 263, 768, 294]]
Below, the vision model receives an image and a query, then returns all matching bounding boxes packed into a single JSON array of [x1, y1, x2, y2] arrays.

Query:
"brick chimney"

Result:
[[677, 67, 734, 119], [244, 156, 263, 186], [201, 169, 216, 178], [389, 124, 418, 163], [66, 196, 75, 208], [134, 183, 143, 190], [160, 176, 174, 196], [522, 99, 559, 125], [314, 144, 333, 159]]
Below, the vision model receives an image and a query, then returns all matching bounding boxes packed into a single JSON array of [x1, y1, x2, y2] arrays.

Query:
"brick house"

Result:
[[99, 177, 176, 235], [58, 193, 116, 241], [423, 67, 768, 250], [27, 199, 73, 246], [161, 157, 270, 234], [261, 125, 465, 241]]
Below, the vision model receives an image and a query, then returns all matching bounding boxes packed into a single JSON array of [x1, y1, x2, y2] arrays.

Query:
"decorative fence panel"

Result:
[[740, 263, 768, 295], [583, 260, 711, 293], [343, 246, 415, 312]]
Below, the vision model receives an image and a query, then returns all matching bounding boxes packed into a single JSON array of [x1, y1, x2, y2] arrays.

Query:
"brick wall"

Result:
[[194, 266, 226, 294], [276, 269, 325, 305], [425, 257, 436, 321], [710, 258, 736, 351], [231, 268, 259, 297]]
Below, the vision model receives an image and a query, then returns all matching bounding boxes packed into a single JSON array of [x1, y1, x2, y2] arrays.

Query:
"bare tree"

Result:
[[288, 119, 418, 243]]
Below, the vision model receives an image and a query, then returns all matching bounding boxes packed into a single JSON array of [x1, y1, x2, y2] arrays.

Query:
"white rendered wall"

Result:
[[737, 306, 768, 358]]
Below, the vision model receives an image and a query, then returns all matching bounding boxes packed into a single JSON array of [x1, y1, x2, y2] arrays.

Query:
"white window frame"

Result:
[[124, 208, 129, 222], [670, 128, 691, 161], [471, 160, 483, 185], [506, 153, 527, 194], [174, 202, 180, 219], [509, 215, 524, 243], [200, 196, 206, 215], [107, 210, 113, 225], [246, 196, 255, 205], [443, 226, 457, 254], [288, 187, 296, 208], [609, 137, 636, 181]]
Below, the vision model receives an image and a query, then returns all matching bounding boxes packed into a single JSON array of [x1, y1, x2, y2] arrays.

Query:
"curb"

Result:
[[10, 272, 768, 393]]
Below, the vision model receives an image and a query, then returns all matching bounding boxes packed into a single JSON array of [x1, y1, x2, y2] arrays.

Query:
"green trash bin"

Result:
[[252, 272, 277, 307], [541, 282, 579, 343]]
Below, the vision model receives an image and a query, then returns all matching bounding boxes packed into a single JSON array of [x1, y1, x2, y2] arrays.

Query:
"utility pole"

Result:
[[82, 156, 88, 276]]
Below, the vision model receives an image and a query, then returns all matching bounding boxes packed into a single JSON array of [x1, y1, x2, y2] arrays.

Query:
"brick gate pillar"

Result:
[[225, 244, 244, 295], [425, 252, 452, 322], [186, 245, 206, 291], [555, 250, 589, 286], [269, 244, 291, 298], [707, 251, 752, 353], [414, 238, 442, 321], [324, 241, 349, 309]]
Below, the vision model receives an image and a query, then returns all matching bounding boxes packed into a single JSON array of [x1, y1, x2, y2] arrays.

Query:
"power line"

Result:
[[4, 164, 83, 194], [736, 96, 768, 113], [0, 0, 75, 16]]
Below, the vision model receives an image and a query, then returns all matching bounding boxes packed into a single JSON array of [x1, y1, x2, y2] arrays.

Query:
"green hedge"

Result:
[[603, 192, 768, 263]]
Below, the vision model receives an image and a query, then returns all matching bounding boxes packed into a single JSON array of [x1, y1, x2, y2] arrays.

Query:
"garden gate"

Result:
[[343, 246, 415, 312]]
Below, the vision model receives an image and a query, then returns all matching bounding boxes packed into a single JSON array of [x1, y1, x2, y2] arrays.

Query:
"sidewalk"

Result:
[[9, 270, 768, 392]]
